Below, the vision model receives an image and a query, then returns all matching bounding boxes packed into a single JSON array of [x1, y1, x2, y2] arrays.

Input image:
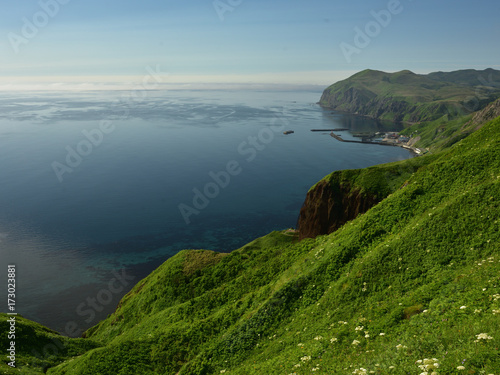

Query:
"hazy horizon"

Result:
[[1, 0, 499, 89]]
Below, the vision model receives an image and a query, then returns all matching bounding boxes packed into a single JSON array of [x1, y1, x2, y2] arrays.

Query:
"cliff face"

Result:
[[296, 158, 429, 241], [296, 179, 379, 240], [319, 86, 411, 122]]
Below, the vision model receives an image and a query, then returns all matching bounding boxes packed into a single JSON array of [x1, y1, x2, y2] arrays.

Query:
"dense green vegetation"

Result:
[[400, 114, 474, 151], [426, 68, 500, 88], [309, 154, 433, 196], [319, 69, 500, 123], [3, 72, 500, 374], [401, 98, 500, 153], [4, 112, 499, 374], [0, 314, 99, 375]]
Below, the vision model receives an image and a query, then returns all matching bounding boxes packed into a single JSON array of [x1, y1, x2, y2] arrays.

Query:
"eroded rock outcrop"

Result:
[[296, 158, 427, 240], [296, 179, 379, 240]]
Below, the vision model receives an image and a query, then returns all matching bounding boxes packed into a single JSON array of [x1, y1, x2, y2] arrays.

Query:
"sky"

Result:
[[0, 0, 499, 89]]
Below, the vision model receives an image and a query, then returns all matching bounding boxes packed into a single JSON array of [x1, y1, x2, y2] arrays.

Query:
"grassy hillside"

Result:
[[427, 68, 500, 88], [297, 156, 434, 239], [399, 114, 474, 151], [319, 69, 500, 123], [0, 314, 99, 375], [401, 98, 500, 153], [23, 114, 498, 374]]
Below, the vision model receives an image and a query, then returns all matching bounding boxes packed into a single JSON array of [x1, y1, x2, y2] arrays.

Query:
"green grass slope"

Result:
[[319, 69, 500, 123], [401, 98, 500, 153], [400, 113, 474, 152], [42, 115, 500, 374], [0, 314, 100, 374], [427, 68, 500, 88]]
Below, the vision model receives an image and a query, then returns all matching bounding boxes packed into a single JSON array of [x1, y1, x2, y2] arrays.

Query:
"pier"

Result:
[[330, 132, 423, 155], [330, 132, 396, 146], [310, 128, 349, 132]]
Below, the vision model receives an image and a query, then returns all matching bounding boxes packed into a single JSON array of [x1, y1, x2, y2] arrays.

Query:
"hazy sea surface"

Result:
[[0, 89, 411, 335]]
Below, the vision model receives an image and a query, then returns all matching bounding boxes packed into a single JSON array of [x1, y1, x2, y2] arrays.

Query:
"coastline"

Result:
[[328, 131, 425, 157]]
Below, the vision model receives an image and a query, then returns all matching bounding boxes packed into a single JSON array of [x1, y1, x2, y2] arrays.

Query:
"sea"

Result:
[[0, 88, 412, 336]]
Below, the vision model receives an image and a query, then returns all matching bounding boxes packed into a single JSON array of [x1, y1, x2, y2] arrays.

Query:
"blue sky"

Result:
[[1, 0, 499, 88]]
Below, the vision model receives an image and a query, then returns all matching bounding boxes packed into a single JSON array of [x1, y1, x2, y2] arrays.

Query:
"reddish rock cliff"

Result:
[[296, 179, 379, 240]]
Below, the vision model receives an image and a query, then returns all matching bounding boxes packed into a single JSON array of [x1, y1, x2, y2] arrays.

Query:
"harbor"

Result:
[[329, 132, 425, 155]]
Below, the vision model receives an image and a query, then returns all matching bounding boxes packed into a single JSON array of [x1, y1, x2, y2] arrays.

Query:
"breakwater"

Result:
[[330, 133, 422, 155], [310, 128, 349, 132]]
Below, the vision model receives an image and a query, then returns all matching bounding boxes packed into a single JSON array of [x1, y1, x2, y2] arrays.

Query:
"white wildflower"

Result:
[[476, 333, 493, 340], [352, 368, 367, 375]]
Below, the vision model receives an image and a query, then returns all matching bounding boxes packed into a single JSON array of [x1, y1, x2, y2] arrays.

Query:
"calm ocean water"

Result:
[[0, 89, 411, 336]]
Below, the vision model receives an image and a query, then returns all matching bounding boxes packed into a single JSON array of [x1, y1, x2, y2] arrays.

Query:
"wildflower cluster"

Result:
[[474, 332, 493, 342], [352, 368, 367, 374], [314, 248, 324, 259], [416, 357, 440, 374]]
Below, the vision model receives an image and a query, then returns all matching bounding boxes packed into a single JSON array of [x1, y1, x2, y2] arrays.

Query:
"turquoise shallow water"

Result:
[[0, 89, 411, 335]]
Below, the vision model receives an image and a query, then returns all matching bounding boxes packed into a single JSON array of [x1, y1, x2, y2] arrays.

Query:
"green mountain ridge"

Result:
[[2, 75, 500, 375], [319, 68, 500, 124]]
